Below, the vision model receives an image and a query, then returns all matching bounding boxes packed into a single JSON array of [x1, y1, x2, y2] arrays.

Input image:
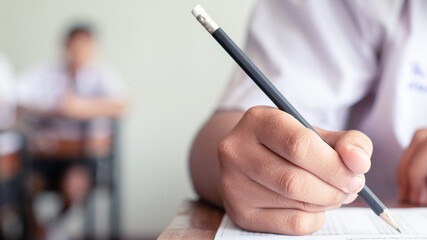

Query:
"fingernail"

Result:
[[349, 146, 371, 172], [349, 145, 368, 157], [347, 176, 363, 193]]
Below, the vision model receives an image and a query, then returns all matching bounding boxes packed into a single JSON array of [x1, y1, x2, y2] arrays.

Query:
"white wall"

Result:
[[0, 0, 257, 237]]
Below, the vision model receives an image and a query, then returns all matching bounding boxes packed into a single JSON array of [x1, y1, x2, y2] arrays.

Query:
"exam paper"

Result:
[[215, 208, 427, 240]]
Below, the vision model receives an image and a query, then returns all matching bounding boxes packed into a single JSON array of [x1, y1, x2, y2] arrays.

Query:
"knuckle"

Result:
[[244, 107, 263, 122], [217, 138, 236, 166], [286, 131, 311, 161], [280, 169, 305, 197], [289, 211, 313, 235], [265, 111, 285, 130]]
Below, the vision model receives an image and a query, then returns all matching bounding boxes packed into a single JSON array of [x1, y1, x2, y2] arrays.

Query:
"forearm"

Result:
[[189, 110, 243, 206], [64, 97, 127, 120], [17, 105, 60, 122]]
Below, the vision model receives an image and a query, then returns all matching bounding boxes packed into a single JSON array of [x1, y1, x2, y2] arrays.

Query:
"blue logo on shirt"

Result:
[[408, 61, 427, 92]]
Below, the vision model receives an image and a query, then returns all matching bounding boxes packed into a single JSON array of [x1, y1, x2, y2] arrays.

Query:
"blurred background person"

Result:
[[0, 1, 256, 238], [17, 24, 127, 239], [0, 51, 25, 239]]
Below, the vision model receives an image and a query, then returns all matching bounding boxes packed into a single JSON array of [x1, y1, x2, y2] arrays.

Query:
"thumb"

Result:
[[317, 128, 372, 174]]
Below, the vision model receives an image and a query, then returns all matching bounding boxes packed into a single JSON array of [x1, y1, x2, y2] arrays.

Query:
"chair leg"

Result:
[[20, 136, 31, 240], [19, 176, 30, 240], [109, 121, 120, 240], [109, 161, 120, 239], [84, 192, 95, 239]]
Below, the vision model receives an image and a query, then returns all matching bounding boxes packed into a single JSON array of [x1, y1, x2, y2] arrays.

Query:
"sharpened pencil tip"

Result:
[[379, 208, 401, 233]]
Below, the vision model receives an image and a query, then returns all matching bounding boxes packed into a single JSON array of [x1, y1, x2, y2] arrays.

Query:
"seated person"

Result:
[[190, 0, 427, 236], [17, 24, 127, 238]]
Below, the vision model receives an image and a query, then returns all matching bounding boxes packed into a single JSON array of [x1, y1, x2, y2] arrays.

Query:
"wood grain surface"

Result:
[[158, 199, 418, 240], [158, 200, 223, 240]]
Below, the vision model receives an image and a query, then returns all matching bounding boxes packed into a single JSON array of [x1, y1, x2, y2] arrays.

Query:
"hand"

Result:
[[59, 92, 125, 119], [397, 129, 427, 205], [218, 106, 372, 235], [60, 92, 89, 119]]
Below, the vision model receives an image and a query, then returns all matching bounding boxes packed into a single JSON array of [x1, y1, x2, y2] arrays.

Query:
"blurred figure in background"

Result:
[[18, 24, 127, 239], [0, 52, 24, 239]]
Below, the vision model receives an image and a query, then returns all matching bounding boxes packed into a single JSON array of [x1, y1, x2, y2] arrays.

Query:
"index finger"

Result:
[[249, 107, 364, 194]]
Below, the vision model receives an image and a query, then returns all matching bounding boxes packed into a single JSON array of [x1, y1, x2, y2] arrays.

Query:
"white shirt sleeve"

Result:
[[218, 0, 381, 131], [75, 64, 127, 100], [18, 62, 127, 115], [97, 66, 127, 98], [17, 65, 66, 111]]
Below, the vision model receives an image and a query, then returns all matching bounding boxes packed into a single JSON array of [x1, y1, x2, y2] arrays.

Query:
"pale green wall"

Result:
[[0, 0, 257, 237]]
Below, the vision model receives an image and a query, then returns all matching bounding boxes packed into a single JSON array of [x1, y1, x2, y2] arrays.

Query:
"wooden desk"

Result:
[[158, 199, 417, 240], [158, 200, 223, 240]]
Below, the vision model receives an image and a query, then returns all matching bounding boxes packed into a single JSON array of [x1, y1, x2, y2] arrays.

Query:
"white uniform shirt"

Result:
[[218, 0, 427, 199], [18, 62, 125, 140], [0, 52, 20, 156]]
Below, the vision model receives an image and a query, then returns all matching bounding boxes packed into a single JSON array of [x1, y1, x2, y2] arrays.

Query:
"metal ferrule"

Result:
[[195, 11, 219, 34]]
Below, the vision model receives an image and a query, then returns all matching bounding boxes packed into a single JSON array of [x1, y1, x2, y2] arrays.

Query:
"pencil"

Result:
[[192, 4, 400, 233]]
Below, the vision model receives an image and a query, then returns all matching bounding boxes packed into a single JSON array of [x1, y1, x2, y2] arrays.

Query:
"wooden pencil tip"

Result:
[[379, 209, 400, 232]]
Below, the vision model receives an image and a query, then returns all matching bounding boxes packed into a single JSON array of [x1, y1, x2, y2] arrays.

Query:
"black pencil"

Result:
[[192, 4, 400, 233]]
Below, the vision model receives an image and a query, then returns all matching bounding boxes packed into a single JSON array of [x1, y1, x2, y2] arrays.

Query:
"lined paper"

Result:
[[215, 208, 427, 239]]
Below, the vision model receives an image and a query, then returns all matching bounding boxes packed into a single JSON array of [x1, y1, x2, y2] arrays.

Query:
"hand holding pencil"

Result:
[[191, 4, 399, 235], [216, 106, 371, 235]]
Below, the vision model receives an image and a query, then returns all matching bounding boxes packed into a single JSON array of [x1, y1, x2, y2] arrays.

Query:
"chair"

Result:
[[23, 117, 121, 239], [83, 120, 121, 239]]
